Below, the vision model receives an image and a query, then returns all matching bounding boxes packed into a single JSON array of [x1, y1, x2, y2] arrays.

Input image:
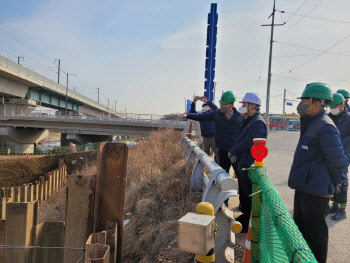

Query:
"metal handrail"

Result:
[[180, 120, 240, 262], [0, 110, 187, 128]]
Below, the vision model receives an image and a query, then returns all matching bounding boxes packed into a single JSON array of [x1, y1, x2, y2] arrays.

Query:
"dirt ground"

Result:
[[0, 151, 97, 188]]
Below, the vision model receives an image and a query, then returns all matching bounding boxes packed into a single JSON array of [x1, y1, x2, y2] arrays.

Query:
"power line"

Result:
[[275, 0, 325, 40], [282, 11, 350, 25], [274, 53, 324, 58], [275, 41, 350, 57], [283, 33, 350, 73], [283, 0, 309, 24]]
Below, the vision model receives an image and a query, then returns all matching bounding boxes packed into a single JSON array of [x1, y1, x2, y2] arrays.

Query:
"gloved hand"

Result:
[[230, 155, 237, 164], [336, 184, 342, 194]]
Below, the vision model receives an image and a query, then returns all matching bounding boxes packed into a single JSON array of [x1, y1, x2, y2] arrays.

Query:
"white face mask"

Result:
[[202, 106, 210, 112], [238, 107, 248, 114], [330, 108, 340, 116]]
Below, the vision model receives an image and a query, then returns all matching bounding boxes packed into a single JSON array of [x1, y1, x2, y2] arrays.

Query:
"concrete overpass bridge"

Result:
[[0, 55, 119, 117], [0, 111, 185, 153]]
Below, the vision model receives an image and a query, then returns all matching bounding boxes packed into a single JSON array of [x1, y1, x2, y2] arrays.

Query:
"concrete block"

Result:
[[64, 175, 96, 263], [0, 220, 5, 262], [32, 221, 65, 263], [85, 243, 110, 263], [14, 187, 21, 202], [4, 201, 38, 263], [20, 184, 28, 202]]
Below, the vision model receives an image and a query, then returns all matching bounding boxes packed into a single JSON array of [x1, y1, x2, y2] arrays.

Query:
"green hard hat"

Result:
[[336, 89, 350, 99], [329, 93, 345, 107], [298, 82, 332, 100], [219, 91, 236, 104]]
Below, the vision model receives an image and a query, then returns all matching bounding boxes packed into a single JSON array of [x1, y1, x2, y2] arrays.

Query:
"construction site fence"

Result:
[[247, 159, 317, 262]]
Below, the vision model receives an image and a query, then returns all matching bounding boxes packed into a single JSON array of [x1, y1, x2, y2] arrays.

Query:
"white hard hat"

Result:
[[239, 92, 261, 106]]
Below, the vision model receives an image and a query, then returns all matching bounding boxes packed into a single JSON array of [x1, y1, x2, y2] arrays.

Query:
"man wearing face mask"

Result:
[[336, 89, 350, 112], [289, 83, 348, 263], [328, 93, 350, 221], [190, 96, 218, 160], [179, 91, 243, 174], [228, 92, 267, 232]]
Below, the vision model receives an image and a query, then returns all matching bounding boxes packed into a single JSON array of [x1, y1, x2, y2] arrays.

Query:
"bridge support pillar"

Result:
[[0, 127, 49, 154], [61, 134, 116, 146]]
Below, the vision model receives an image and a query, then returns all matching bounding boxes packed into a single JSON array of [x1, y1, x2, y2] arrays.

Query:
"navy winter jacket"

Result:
[[229, 113, 267, 167], [190, 102, 217, 136], [186, 103, 243, 151], [288, 110, 348, 196], [345, 103, 350, 112], [329, 108, 350, 165]]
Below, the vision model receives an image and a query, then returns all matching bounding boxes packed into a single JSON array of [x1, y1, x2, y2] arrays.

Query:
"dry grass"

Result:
[[122, 129, 199, 263]]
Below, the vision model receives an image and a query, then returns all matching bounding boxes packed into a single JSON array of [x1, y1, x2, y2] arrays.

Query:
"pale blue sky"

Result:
[[1, 0, 350, 114]]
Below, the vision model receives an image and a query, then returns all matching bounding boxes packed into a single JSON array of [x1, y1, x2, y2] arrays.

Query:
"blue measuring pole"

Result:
[[204, 3, 218, 102]]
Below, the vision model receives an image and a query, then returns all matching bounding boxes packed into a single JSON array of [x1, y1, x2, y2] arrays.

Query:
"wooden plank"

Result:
[[32, 221, 65, 263], [4, 201, 38, 263], [64, 175, 96, 263], [85, 243, 110, 263], [20, 184, 28, 202], [0, 220, 5, 262], [93, 143, 128, 263], [0, 198, 6, 219], [14, 187, 21, 202], [28, 183, 34, 202]]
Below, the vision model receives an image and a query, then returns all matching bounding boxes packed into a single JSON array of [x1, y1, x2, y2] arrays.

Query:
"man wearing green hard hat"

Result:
[[336, 89, 350, 112], [328, 92, 350, 221], [288, 83, 348, 263], [179, 91, 243, 174]]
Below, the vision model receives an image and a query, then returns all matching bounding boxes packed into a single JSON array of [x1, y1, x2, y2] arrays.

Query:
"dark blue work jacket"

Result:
[[190, 102, 217, 137], [186, 104, 243, 151], [288, 110, 348, 196], [229, 113, 267, 167], [329, 108, 350, 165]]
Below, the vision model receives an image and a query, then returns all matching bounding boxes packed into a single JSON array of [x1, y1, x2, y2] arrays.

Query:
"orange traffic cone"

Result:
[[73, 146, 76, 152], [243, 213, 252, 263], [26, 152, 30, 160], [142, 137, 145, 142]]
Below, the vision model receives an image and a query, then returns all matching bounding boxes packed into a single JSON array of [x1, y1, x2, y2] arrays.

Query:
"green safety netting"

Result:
[[249, 166, 317, 263]]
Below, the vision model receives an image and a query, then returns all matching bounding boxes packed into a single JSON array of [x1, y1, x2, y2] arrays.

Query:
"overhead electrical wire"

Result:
[[282, 11, 350, 25], [275, 0, 325, 40]]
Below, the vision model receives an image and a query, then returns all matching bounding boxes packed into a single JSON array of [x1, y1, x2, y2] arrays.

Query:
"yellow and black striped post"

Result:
[[196, 202, 215, 263]]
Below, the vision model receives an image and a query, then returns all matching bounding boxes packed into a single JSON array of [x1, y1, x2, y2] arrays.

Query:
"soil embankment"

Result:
[[0, 151, 97, 188]]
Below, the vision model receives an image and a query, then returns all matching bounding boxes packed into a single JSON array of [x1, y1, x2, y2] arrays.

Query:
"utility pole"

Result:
[[261, 0, 285, 126], [107, 99, 109, 111], [115, 100, 117, 111], [18, 56, 24, 65], [97, 88, 100, 103], [55, 59, 61, 84], [282, 88, 286, 130], [65, 73, 76, 113]]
